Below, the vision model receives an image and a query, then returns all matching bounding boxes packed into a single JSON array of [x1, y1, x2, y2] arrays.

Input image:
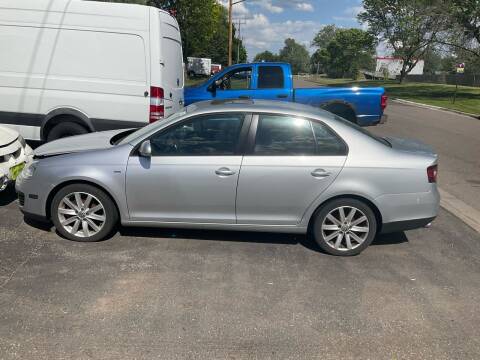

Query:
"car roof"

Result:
[[185, 99, 335, 122]]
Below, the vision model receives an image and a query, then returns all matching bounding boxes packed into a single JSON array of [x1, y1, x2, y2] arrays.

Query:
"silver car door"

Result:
[[236, 114, 347, 225], [126, 113, 250, 223]]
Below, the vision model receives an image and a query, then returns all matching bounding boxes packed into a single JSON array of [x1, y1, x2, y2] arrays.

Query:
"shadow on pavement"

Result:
[[22, 214, 409, 253], [0, 185, 18, 206], [373, 231, 408, 246], [119, 226, 311, 246]]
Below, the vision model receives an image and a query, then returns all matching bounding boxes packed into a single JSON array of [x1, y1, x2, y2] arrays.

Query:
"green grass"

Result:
[[185, 77, 205, 87], [307, 77, 480, 115]]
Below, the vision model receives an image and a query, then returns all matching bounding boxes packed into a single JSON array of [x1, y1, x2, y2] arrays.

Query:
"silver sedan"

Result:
[[16, 100, 439, 256]]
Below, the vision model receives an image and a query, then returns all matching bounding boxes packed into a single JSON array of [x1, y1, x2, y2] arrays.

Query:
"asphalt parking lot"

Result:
[[1, 103, 480, 359]]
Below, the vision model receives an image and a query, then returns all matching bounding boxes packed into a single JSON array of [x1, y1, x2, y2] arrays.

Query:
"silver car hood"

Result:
[[34, 129, 129, 157], [386, 136, 437, 157]]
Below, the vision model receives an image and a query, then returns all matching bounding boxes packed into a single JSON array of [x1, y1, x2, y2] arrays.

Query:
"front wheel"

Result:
[[313, 198, 377, 256], [51, 184, 118, 242]]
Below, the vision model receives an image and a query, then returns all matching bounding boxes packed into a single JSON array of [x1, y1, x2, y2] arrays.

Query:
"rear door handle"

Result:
[[215, 167, 236, 176], [311, 169, 331, 178], [277, 94, 288, 98]]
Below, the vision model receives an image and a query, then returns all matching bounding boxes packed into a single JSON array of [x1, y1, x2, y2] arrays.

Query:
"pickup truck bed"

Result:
[[184, 62, 387, 126]]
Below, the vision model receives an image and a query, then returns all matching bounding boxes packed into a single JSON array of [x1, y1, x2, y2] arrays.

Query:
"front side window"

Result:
[[254, 115, 315, 156], [150, 113, 245, 156], [217, 67, 252, 90], [257, 66, 284, 89]]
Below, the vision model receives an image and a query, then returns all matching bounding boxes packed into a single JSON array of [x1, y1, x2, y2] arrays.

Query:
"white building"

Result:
[[376, 57, 424, 77]]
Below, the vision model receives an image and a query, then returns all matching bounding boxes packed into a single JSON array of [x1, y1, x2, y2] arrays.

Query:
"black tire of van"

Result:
[[47, 122, 88, 141]]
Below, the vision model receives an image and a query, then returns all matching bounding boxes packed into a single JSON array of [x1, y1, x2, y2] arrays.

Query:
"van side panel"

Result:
[[158, 11, 184, 117], [0, 0, 153, 140]]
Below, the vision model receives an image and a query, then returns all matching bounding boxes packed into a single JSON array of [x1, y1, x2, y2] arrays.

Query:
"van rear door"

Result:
[[159, 12, 184, 117]]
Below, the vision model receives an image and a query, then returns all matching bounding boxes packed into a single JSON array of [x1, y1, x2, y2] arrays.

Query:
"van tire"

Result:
[[47, 122, 88, 142]]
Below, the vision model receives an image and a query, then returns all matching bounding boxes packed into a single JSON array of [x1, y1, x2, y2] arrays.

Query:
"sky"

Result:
[[219, 0, 368, 60]]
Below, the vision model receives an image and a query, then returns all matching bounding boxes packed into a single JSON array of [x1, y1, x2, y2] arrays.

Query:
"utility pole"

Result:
[[228, 0, 247, 66], [233, 17, 246, 64], [228, 0, 233, 66]]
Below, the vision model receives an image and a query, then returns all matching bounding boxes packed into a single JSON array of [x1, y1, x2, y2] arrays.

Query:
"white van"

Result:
[[0, 0, 184, 141]]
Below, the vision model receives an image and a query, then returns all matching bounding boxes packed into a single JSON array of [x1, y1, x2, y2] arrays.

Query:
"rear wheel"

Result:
[[51, 184, 118, 242], [47, 121, 88, 141], [323, 104, 357, 123], [313, 198, 377, 256]]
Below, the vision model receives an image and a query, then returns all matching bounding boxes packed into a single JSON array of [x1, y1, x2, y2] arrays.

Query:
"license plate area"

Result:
[[9, 162, 25, 181]]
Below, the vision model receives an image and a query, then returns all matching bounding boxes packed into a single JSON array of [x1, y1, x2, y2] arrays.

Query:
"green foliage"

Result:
[[311, 26, 376, 78], [253, 51, 279, 62], [359, 0, 447, 82], [278, 38, 310, 74], [439, 0, 480, 59]]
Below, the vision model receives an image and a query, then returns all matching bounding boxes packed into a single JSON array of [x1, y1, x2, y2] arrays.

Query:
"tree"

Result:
[[311, 26, 376, 78], [359, 0, 447, 83], [439, 0, 480, 59], [253, 51, 279, 62], [312, 25, 338, 50], [278, 38, 310, 74]]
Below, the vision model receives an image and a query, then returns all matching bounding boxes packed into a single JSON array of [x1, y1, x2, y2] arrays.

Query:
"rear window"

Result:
[[334, 115, 391, 147], [257, 66, 284, 89]]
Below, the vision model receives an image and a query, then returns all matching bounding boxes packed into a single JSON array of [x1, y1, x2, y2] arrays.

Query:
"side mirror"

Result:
[[138, 140, 152, 157]]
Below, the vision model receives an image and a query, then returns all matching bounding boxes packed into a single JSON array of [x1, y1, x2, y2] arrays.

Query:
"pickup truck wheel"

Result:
[[47, 121, 88, 141], [323, 104, 357, 124]]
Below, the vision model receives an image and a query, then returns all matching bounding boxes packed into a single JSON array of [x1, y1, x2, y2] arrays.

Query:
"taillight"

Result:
[[427, 164, 438, 183], [149, 86, 164, 123], [381, 94, 388, 110]]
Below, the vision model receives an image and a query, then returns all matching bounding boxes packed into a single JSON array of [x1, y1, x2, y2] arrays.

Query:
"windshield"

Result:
[[118, 111, 187, 145], [334, 115, 391, 147]]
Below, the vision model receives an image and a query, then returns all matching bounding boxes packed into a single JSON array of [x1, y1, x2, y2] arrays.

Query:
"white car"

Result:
[[0, 125, 33, 191]]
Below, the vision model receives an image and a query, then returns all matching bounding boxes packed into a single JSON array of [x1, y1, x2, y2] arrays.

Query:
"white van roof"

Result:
[[0, 0, 177, 32]]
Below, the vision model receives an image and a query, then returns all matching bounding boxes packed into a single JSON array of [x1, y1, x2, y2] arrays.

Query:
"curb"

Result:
[[439, 188, 480, 234], [392, 99, 480, 120]]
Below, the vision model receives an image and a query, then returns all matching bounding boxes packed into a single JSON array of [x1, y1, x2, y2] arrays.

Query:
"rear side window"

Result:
[[254, 115, 315, 155], [311, 121, 348, 155], [253, 115, 348, 156], [257, 66, 284, 89]]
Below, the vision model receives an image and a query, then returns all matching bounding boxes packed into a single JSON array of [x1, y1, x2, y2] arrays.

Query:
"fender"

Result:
[[41, 108, 94, 140]]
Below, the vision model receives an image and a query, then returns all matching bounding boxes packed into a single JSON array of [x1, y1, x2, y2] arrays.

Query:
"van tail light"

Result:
[[149, 86, 164, 123], [427, 164, 438, 183], [381, 94, 388, 110]]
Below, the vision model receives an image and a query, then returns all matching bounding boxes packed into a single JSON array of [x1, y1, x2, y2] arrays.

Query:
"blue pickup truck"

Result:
[[184, 62, 387, 125]]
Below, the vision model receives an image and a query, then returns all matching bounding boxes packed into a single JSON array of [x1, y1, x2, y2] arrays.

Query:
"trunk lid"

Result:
[[386, 136, 437, 157]]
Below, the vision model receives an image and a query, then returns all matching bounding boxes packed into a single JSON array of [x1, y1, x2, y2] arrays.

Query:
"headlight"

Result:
[[18, 135, 27, 148], [21, 162, 37, 179]]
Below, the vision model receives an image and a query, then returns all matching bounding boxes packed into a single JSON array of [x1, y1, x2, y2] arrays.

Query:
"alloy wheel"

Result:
[[57, 192, 106, 238], [321, 206, 370, 251]]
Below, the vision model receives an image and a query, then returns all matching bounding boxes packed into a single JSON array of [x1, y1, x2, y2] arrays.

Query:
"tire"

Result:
[[324, 104, 357, 124], [313, 198, 377, 256], [47, 121, 88, 142], [51, 184, 118, 242]]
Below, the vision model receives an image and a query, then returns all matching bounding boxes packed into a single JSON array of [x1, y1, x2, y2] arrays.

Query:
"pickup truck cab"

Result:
[[185, 62, 387, 125]]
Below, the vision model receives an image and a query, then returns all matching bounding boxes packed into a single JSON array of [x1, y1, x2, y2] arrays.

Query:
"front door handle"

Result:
[[215, 167, 236, 177], [311, 169, 331, 178]]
